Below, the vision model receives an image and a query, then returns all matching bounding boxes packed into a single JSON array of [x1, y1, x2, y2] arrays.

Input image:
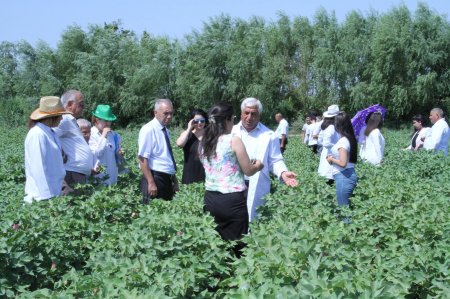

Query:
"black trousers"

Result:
[[141, 170, 175, 203], [204, 190, 248, 241]]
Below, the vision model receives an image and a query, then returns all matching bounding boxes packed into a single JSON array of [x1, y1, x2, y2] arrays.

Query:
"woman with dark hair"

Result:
[[176, 108, 208, 184], [404, 114, 429, 151], [326, 112, 357, 221], [359, 112, 385, 165], [24, 96, 72, 203], [200, 103, 263, 246], [318, 105, 340, 184]]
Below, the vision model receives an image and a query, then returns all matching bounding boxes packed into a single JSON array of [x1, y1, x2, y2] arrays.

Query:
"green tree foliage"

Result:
[[1, 4, 450, 127]]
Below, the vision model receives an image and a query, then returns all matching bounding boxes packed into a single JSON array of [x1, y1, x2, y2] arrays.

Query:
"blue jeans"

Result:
[[333, 168, 357, 206]]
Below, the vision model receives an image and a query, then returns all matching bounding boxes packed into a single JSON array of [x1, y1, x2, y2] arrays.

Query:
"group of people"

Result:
[[300, 104, 449, 222], [138, 98, 298, 250], [24, 90, 124, 203], [23, 91, 448, 250]]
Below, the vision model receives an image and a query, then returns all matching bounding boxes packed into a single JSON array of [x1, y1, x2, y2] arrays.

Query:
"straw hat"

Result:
[[30, 96, 71, 120], [92, 104, 117, 121], [323, 104, 340, 118]]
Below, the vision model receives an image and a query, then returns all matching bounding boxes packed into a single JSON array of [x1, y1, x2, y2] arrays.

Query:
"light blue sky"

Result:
[[1, 0, 449, 48]]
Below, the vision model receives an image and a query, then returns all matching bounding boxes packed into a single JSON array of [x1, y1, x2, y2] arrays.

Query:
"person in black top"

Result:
[[176, 109, 208, 184]]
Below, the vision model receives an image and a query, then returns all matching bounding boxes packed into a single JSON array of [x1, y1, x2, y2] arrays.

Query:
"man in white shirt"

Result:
[[54, 90, 94, 187], [231, 98, 298, 222], [424, 108, 450, 156], [274, 113, 289, 153], [138, 99, 179, 203], [300, 116, 311, 144], [306, 115, 321, 154]]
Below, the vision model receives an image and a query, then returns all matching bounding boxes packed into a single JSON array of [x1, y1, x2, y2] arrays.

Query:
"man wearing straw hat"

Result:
[[24, 96, 71, 202], [53, 90, 94, 188]]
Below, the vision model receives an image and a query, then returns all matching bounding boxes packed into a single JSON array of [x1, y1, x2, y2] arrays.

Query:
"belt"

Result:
[[151, 170, 176, 180]]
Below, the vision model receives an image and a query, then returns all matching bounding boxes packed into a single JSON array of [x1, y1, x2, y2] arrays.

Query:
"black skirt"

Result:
[[204, 190, 248, 241]]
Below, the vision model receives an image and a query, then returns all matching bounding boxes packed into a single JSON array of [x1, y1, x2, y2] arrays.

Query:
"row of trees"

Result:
[[1, 3, 450, 127]]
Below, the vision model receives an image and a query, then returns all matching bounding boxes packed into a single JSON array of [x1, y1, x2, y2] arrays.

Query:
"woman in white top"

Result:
[[404, 114, 429, 151], [89, 104, 123, 185], [326, 112, 358, 221], [359, 112, 385, 165], [318, 105, 340, 184], [24, 96, 71, 202]]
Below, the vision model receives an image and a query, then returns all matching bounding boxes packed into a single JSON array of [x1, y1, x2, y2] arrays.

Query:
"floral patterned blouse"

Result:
[[201, 134, 246, 193]]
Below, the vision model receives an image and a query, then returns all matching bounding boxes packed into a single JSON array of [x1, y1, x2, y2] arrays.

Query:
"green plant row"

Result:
[[0, 127, 448, 298]]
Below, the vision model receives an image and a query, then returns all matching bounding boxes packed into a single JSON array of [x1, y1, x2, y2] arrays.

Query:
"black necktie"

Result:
[[162, 127, 177, 171]]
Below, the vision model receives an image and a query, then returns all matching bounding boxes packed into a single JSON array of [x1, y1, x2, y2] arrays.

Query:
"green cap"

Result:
[[92, 104, 117, 121]]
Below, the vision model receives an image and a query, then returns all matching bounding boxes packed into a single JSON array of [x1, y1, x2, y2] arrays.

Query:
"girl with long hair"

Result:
[[326, 112, 358, 222], [359, 112, 385, 165], [200, 103, 263, 248]]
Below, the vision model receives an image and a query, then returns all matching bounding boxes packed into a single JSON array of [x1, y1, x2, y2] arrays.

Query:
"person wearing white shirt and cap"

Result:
[[423, 107, 450, 156], [318, 105, 340, 184], [24, 96, 72, 203], [53, 90, 94, 188], [231, 97, 298, 222]]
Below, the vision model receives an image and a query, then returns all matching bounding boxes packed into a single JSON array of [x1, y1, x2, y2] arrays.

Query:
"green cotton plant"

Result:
[[1, 125, 449, 298]]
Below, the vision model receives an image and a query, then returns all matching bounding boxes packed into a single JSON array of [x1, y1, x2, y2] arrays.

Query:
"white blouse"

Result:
[[318, 125, 339, 179], [89, 126, 120, 185], [24, 122, 66, 202], [359, 128, 385, 165]]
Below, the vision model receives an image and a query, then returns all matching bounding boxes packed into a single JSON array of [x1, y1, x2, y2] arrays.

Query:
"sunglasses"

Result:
[[193, 118, 206, 124]]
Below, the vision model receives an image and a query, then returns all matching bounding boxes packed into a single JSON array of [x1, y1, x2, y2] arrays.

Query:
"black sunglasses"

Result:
[[193, 118, 206, 124]]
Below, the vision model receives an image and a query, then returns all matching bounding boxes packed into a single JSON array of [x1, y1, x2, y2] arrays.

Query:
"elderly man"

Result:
[[424, 108, 450, 156], [53, 90, 94, 187], [231, 97, 298, 222], [274, 113, 289, 154], [138, 99, 179, 203]]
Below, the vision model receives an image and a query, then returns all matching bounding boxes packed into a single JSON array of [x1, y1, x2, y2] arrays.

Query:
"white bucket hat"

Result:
[[323, 104, 340, 118]]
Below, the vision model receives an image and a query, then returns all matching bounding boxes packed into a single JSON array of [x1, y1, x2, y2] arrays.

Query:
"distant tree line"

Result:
[[1, 3, 449, 127]]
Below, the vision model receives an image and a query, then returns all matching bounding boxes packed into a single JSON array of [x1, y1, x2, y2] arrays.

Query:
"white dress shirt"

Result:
[[423, 118, 450, 156], [138, 118, 176, 175], [318, 125, 340, 179], [24, 122, 66, 202], [232, 122, 288, 222], [359, 128, 385, 165], [275, 118, 289, 139], [89, 126, 119, 185], [53, 114, 93, 175]]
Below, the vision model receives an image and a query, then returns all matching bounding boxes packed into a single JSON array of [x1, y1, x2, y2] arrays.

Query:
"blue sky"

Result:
[[1, 0, 449, 48]]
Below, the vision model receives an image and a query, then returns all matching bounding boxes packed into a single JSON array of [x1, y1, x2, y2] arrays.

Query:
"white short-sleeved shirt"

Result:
[[89, 126, 119, 185], [318, 125, 339, 179], [275, 119, 289, 139], [24, 122, 66, 202], [53, 114, 94, 175], [423, 118, 450, 156], [307, 122, 321, 146], [359, 128, 385, 165], [330, 136, 355, 175], [138, 118, 176, 175]]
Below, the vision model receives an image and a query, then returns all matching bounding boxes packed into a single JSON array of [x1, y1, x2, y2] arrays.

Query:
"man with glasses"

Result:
[[231, 97, 298, 222], [138, 99, 179, 202], [54, 90, 94, 190]]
